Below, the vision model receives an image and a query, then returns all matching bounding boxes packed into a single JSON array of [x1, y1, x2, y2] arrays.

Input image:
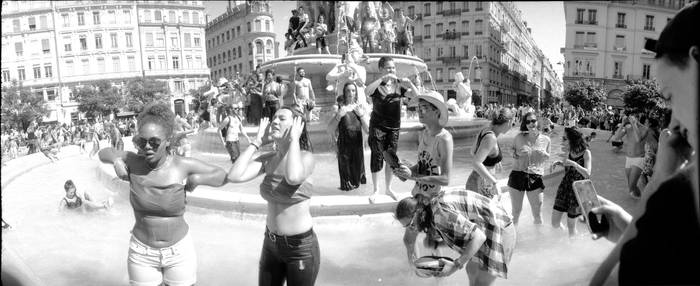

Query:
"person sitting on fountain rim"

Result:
[[365, 56, 419, 203]]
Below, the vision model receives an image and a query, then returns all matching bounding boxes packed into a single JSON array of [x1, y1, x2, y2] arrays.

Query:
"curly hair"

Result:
[[564, 126, 588, 154], [279, 107, 313, 152], [492, 107, 514, 126], [137, 102, 176, 137]]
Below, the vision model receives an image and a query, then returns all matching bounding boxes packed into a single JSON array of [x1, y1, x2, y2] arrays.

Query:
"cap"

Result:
[[645, 2, 699, 57]]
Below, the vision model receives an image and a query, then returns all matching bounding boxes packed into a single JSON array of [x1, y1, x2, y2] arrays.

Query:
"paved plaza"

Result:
[[1, 125, 633, 285]]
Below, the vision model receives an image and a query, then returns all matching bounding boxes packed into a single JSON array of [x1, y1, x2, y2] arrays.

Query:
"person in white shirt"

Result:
[[219, 106, 250, 163]]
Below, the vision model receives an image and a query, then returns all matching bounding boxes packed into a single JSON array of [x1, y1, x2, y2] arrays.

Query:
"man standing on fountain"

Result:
[[293, 67, 316, 122], [366, 56, 418, 203]]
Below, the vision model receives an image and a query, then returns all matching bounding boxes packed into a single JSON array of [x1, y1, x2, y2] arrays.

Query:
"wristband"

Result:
[[250, 142, 260, 150]]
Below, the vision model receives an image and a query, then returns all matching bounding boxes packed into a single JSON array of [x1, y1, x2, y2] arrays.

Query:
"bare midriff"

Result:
[[266, 201, 313, 236], [132, 212, 188, 248]]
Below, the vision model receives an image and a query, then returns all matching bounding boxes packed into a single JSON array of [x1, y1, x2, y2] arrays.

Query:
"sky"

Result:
[[203, 1, 566, 79]]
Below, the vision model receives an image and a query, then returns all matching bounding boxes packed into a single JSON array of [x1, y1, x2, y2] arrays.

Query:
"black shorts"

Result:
[[316, 37, 327, 48], [368, 126, 400, 173], [507, 171, 545, 192]]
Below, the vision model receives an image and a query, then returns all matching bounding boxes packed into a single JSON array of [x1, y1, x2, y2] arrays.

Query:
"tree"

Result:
[[1, 80, 50, 131], [541, 91, 559, 110], [563, 80, 607, 111], [622, 79, 668, 120], [188, 84, 212, 112], [74, 80, 124, 120], [124, 78, 170, 113]]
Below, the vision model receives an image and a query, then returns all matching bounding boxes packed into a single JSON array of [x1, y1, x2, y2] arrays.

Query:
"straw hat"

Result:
[[417, 90, 449, 126]]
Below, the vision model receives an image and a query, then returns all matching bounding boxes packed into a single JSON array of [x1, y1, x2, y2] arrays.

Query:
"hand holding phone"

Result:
[[572, 180, 609, 235]]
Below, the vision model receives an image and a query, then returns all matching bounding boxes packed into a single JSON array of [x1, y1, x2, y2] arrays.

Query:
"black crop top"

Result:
[[475, 130, 502, 167]]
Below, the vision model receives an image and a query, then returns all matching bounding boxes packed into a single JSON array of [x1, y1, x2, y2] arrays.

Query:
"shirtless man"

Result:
[[618, 114, 649, 198], [394, 9, 414, 55], [293, 67, 316, 121], [173, 114, 194, 157]]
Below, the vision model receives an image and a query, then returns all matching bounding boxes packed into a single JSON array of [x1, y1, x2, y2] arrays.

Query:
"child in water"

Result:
[[59, 180, 113, 212]]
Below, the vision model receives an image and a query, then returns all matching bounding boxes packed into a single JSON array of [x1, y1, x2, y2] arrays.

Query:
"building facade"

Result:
[[205, 0, 277, 81], [561, 0, 685, 107], [1, 0, 210, 123], [394, 1, 563, 107]]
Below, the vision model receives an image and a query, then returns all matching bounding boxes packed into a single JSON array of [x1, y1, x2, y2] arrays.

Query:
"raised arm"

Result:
[[180, 157, 228, 191], [284, 117, 315, 185], [227, 118, 271, 183]]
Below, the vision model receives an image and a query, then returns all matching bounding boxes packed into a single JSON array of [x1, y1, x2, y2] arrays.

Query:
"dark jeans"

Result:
[[225, 140, 240, 163], [260, 228, 320, 286], [367, 125, 401, 173], [263, 101, 280, 120]]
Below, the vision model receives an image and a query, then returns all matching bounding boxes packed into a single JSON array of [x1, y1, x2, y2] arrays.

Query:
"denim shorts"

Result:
[[127, 233, 196, 286]]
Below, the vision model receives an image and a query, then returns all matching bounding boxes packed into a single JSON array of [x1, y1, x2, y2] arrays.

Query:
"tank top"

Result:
[[260, 173, 313, 204], [412, 129, 450, 197], [128, 170, 187, 217], [64, 196, 83, 209], [474, 130, 502, 167]]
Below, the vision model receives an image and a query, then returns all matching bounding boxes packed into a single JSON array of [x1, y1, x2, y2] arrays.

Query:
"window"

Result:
[[238, 46, 241, 58], [424, 24, 431, 38], [266, 39, 273, 55], [195, 56, 202, 68], [42, 39, 50, 54], [39, 16, 47, 29], [126, 33, 133, 47], [112, 56, 121, 72], [144, 10, 152, 22], [463, 45, 469, 57], [616, 12, 626, 28], [575, 31, 584, 47], [437, 2, 443, 13], [192, 12, 199, 24], [170, 33, 179, 48], [255, 19, 261, 32], [266, 20, 271, 32], [424, 47, 431, 59], [33, 66, 41, 79], [437, 23, 444, 36], [110, 33, 118, 48], [587, 9, 597, 24], [63, 37, 72, 52], [247, 22, 251, 32], [226, 31, 230, 41], [154, 10, 162, 22], [193, 35, 200, 47], [81, 59, 89, 74], [76, 35, 84, 50], [13, 19, 20, 32], [148, 56, 155, 70], [169, 11, 176, 23], [62, 14, 70, 27], [15, 42, 23, 56], [93, 11, 100, 25], [124, 10, 131, 24], [182, 12, 189, 24], [158, 56, 166, 69], [223, 52, 227, 62], [172, 55, 180, 69], [475, 2, 483, 11], [18, 67, 25, 81], [437, 47, 443, 57], [408, 6, 415, 17], [237, 26, 241, 36], [44, 64, 53, 77], [576, 9, 585, 24], [174, 81, 184, 93], [476, 44, 482, 57], [585, 32, 596, 47], [2, 70, 10, 83], [127, 56, 135, 71], [463, 2, 469, 10], [30, 40, 39, 56], [65, 60, 73, 76], [108, 10, 116, 24], [642, 64, 651, 79], [47, 90, 56, 101], [184, 33, 191, 48], [95, 34, 103, 49], [248, 42, 253, 55], [449, 46, 456, 57], [424, 3, 431, 16], [614, 35, 625, 50], [645, 15, 655, 30], [156, 33, 164, 47], [256, 41, 263, 54], [145, 32, 154, 47], [462, 21, 469, 34], [475, 19, 483, 35], [97, 57, 105, 73], [186, 56, 192, 69], [449, 68, 455, 81], [436, 68, 443, 81], [28, 17, 36, 31], [613, 61, 622, 78]]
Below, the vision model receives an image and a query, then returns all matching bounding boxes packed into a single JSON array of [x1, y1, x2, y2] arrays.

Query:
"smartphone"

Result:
[[572, 180, 609, 234]]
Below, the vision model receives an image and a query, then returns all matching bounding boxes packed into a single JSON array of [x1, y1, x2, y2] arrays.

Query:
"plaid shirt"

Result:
[[430, 188, 513, 278]]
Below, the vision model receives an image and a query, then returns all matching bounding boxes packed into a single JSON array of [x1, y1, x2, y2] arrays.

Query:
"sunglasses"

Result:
[[526, 119, 538, 124], [133, 136, 163, 150]]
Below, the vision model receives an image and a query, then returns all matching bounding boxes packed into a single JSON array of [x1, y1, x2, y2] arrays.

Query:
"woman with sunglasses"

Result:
[[98, 103, 229, 286], [227, 107, 319, 286], [395, 190, 516, 284], [507, 112, 551, 225]]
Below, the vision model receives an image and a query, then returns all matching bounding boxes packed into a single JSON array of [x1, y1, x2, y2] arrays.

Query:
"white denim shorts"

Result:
[[127, 233, 197, 286]]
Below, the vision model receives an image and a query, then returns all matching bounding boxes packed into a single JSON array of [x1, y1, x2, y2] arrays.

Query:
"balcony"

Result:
[[612, 74, 624, 79], [613, 46, 627, 52], [644, 26, 655, 31], [461, 32, 470, 36], [443, 9, 461, 16], [584, 43, 598, 49], [572, 72, 595, 77], [616, 24, 627, 28], [588, 21, 598, 25], [441, 32, 460, 40], [413, 35, 423, 43], [575, 20, 584, 24], [424, 12, 431, 17], [438, 56, 462, 65]]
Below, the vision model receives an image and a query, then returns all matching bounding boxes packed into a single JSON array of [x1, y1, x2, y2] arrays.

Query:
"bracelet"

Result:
[[250, 142, 260, 150]]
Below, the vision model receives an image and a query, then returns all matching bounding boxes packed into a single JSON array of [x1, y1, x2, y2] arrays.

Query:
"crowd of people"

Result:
[[2, 3, 699, 286]]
